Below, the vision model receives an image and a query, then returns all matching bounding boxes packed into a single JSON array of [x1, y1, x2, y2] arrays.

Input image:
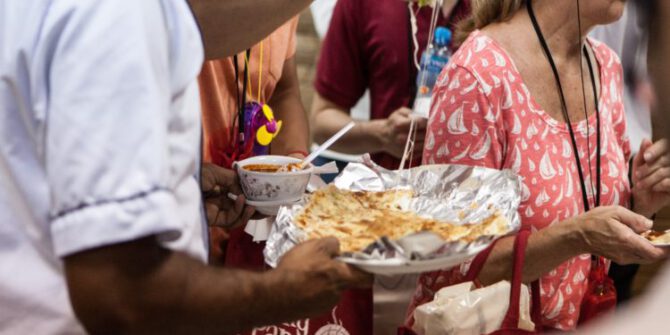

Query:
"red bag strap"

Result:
[[463, 238, 501, 282], [501, 229, 534, 329], [531, 279, 542, 330], [591, 256, 607, 278], [463, 230, 543, 333]]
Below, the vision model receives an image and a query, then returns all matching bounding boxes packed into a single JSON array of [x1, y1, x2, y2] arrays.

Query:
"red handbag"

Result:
[[578, 256, 617, 325], [398, 229, 542, 335]]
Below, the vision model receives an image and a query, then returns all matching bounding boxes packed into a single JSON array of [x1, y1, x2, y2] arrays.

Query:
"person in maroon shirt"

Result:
[[312, 0, 470, 170]]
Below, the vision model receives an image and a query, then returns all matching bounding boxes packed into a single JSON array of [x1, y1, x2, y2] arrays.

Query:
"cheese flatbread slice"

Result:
[[295, 185, 508, 253]]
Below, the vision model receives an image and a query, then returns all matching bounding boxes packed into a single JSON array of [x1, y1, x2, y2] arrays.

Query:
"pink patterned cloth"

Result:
[[407, 30, 631, 331]]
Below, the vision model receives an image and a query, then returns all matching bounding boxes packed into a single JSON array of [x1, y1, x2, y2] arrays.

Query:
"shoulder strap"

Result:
[[531, 279, 542, 331], [502, 229, 529, 327], [463, 238, 501, 283], [407, 5, 418, 106], [501, 229, 540, 330]]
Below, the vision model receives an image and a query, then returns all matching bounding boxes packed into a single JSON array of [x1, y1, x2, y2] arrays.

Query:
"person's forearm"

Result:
[[478, 222, 586, 285], [175, 258, 325, 334], [188, 0, 311, 60], [269, 58, 309, 156], [312, 108, 388, 155], [270, 96, 310, 155], [65, 239, 320, 335]]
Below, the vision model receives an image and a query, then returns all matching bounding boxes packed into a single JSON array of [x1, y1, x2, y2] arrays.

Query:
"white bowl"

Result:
[[228, 193, 301, 216], [235, 155, 312, 202], [247, 198, 301, 216]]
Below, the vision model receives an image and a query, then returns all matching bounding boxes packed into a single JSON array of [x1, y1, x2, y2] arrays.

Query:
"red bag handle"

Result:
[[531, 280, 542, 327], [465, 230, 542, 331], [398, 231, 542, 335], [463, 238, 501, 283], [500, 229, 530, 328], [501, 229, 543, 332]]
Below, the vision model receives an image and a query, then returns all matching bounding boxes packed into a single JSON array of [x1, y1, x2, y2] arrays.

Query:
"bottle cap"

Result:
[[434, 27, 452, 46]]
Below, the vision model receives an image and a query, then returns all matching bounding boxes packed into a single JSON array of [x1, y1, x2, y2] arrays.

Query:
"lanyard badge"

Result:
[[243, 102, 282, 157]]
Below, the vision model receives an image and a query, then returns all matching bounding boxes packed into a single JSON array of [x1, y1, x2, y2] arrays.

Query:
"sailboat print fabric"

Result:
[[407, 30, 630, 331]]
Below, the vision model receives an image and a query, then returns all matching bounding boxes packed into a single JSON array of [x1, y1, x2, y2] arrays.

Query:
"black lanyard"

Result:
[[527, 1, 601, 212], [233, 49, 251, 144]]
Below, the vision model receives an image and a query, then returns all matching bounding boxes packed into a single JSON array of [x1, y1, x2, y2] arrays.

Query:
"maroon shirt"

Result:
[[315, 0, 471, 170]]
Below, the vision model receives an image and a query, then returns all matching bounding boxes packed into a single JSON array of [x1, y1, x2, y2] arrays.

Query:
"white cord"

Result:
[[408, 2, 421, 71], [400, 0, 443, 171], [399, 117, 418, 170]]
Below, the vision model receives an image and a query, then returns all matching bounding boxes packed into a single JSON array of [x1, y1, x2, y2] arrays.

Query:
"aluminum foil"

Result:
[[264, 158, 521, 268]]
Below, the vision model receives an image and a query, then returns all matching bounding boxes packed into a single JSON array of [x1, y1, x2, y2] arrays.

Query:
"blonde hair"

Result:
[[456, 0, 525, 45]]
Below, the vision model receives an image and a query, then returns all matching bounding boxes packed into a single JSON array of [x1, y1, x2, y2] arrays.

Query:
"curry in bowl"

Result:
[[243, 163, 303, 173]]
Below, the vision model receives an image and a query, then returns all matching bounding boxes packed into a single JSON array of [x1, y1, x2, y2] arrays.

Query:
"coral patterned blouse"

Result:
[[407, 31, 631, 331]]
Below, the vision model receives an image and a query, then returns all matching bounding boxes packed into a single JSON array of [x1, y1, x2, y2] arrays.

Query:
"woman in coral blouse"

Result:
[[407, 0, 670, 331]]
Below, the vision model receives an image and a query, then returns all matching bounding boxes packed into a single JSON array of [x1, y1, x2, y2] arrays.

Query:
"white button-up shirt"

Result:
[[0, 1, 206, 333]]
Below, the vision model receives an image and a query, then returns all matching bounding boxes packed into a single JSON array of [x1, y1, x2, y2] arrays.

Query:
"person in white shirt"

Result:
[[0, 1, 368, 334]]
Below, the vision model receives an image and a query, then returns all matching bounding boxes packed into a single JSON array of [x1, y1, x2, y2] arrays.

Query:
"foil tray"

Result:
[[264, 158, 521, 275]]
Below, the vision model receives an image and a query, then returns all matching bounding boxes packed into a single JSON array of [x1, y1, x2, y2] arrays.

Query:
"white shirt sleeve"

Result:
[[39, 0, 194, 256]]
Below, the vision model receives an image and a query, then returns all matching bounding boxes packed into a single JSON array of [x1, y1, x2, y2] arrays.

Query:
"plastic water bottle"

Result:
[[413, 27, 452, 118]]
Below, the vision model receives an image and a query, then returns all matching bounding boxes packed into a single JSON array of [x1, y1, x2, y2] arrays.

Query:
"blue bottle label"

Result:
[[426, 55, 448, 73]]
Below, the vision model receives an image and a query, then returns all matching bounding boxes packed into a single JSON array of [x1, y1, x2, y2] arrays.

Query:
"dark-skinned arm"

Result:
[[188, 0, 312, 60], [649, 0, 670, 141], [65, 237, 370, 335], [269, 57, 310, 157]]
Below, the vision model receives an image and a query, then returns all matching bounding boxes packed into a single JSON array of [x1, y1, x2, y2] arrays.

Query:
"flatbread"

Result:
[[295, 185, 508, 252]]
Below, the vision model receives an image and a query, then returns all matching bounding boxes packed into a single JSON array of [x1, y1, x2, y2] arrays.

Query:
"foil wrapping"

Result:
[[264, 158, 521, 269]]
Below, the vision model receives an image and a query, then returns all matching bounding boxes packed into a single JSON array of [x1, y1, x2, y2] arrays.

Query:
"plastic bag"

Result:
[[412, 281, 534, 335]]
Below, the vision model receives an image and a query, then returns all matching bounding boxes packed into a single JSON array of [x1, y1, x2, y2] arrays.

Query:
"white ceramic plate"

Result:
[[339, 243, 489, 275]]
